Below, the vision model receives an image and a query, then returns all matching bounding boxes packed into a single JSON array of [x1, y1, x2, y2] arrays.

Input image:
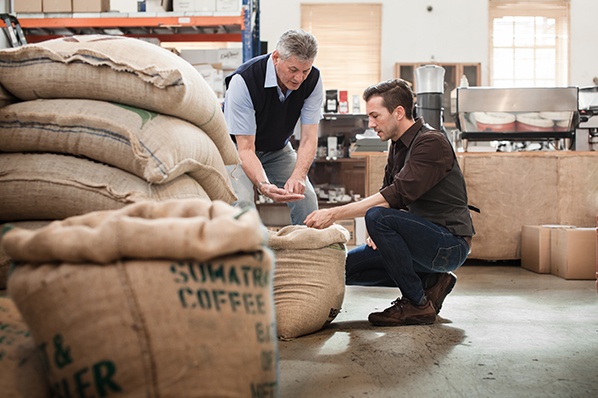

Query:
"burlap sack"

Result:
[[1, 222, 51, 290], [0, 296, 51, 398], [2, 199, 268, 264], [0, 83, 17, 108], [0, 153, 211, 222], [268, 225, 349, 340], [3, 200, 278, 398], [0, 99, 236, 202], [0, 35, 239, 166]]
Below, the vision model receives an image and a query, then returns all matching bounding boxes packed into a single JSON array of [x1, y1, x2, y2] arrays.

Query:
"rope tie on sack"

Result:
[[229, 163, 240, 182]]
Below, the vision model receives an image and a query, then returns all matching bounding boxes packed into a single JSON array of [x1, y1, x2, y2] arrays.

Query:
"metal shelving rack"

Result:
[[9, 0, 260, 61]]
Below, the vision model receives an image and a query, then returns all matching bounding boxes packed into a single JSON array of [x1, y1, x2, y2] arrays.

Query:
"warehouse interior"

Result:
[[0, 1, 597, 397]]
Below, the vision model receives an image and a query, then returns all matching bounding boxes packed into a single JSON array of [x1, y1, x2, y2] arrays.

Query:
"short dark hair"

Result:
[[362, 79, 415, 119], [276, 29, 318, 62]]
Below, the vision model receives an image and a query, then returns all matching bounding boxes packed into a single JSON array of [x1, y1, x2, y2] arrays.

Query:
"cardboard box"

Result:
[[217, 48, 242, 70], [72, 0, 109, 12], [14, 0, 43, 13], [550, 227, 598, 280], [180, 49, 219, 65], [173, 0, 193, 11], [193, 63, 224, 97], [174, 0, 214, 11], [216, 0, 240, 12], [336, 219, 355, 246], [196, 0, 216, 11], [521, 225, 573, 274], [43, 0, 72, 12]]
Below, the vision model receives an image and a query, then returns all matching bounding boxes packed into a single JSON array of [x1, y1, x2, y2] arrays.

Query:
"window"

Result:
[[301, 3, 381, 112], [489, 1, 569, 87]]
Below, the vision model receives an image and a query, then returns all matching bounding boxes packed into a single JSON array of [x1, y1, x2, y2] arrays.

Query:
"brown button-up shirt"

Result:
[[379, 118, 455, 209]]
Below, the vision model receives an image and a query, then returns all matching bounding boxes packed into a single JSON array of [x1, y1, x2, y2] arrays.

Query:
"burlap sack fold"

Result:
[[0, 35, 239, 166], [2, 198, 267, 264], [0, 99, 236, 202], [268, 225, 349, 340], [1, 222, 51, 290], [0, 296, 51, 398], [0, 83, 17, 108], [0, 153, 211, 222]]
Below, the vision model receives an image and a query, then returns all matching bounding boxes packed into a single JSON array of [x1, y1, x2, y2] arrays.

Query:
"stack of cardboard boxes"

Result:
[[14, 0, 111, 13], [179, 48, 243, 99], [173, 0, 241, 12], [14, 1, 204, 13], [521, 224, 598, 280]]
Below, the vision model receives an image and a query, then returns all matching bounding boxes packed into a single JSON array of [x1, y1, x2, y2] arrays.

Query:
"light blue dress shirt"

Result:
[[224, 54, 324, 138]]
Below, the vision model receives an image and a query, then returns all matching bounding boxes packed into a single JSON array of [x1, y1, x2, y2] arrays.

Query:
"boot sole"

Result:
[[368, 314, 436, 326]]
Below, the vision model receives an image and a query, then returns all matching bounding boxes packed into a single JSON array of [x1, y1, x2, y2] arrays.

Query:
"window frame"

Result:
[[489, 0, 570, 87]]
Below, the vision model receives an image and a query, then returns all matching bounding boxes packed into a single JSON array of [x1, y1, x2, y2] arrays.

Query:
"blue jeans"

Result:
[[346, 207, 470, 304], [225, 142, 318, 225]]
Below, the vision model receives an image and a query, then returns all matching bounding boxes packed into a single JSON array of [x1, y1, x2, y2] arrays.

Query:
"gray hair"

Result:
[[275, 29, 318, 62]]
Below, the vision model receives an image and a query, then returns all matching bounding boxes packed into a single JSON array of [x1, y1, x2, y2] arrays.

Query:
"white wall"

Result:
[[260, 0, 598, 87], [570, 0, 598, 86]]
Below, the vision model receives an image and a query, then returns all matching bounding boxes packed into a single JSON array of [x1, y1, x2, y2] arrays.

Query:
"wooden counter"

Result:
[[359, 151, 598, 260]]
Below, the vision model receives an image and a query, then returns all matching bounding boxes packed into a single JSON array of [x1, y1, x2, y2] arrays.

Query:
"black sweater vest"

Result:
[[405, 123, 476, 236], [225, 54, 320, 152]]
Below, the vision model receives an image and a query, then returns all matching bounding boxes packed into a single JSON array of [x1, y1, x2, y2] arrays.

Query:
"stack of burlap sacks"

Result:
[[0, 34, 240, 290], [0, 34, 353, 397], [1, 199, 279, 398]]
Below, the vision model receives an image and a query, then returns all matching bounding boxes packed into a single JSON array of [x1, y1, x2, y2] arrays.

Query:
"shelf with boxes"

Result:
[[11, 0, 259, 61], [9, 1, 260, 95]]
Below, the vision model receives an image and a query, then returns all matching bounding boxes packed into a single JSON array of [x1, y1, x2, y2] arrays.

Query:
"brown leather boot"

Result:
[[368, 298, 436, 326], [424, 272, 457, 315]]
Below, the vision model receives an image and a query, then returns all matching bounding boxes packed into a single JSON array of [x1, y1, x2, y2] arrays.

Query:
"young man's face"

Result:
[[272, 51, 314, 92], [366, 96, 401, 142]]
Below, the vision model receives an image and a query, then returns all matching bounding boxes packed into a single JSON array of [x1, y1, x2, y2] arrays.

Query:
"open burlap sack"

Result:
[[0, 296, 51, 398], [3, 200, 278, 398], [0, 99, 236, 202], [1, 222, 51, 290], [0, 35, 239, 166], [2, 199, 267, 264], [0, 153, 211, 222], [268, 225, 349, 340]]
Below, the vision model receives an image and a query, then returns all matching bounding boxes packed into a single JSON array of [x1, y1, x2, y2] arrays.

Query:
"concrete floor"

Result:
[[278, 262, 598, 398]]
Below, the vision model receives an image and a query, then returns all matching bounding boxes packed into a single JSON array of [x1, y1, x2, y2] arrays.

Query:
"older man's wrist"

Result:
[[257, 181, 270, 195]]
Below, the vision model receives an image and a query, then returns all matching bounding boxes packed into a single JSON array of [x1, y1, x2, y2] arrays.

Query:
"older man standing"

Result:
[[224, 29, 323, 225]]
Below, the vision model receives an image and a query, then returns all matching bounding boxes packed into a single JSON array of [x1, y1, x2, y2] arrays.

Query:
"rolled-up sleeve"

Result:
[[380, 133, 454, 209], [223, 74, 257, 136]]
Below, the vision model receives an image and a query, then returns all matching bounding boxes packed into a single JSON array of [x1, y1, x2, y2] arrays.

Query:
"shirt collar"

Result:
[[398, 118, 424, 148], [265, 54, 278, 88], [265, 53, 293, 101]]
